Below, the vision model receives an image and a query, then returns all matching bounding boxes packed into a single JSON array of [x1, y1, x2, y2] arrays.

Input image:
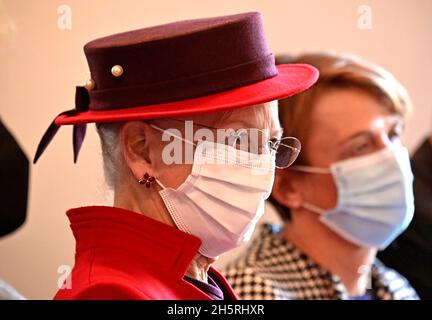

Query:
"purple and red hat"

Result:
[[34, 12, 318, 163]]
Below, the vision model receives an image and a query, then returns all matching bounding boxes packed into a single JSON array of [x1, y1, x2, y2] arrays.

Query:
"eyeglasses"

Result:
[[149, 119, 301, 169], [268, 136, 301, 168]]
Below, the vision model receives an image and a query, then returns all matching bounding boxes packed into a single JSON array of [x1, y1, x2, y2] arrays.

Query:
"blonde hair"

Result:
[[277, 52, 412, 165], [271, 52, 412, 221]]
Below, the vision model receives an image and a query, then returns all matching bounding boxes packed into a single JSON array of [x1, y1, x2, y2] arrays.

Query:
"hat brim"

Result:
[[55, 64, 318, 126]]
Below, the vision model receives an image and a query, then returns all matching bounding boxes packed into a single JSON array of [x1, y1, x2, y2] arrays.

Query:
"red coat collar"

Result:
[[65, 205, 238, 299], [67, 205, 201, 280]]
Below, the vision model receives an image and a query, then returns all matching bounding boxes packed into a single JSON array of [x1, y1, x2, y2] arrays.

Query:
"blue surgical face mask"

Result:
[[290, 143, 415, 250]]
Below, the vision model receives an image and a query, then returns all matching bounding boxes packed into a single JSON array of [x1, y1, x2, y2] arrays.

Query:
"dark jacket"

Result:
[[379, 138, 432, 299]]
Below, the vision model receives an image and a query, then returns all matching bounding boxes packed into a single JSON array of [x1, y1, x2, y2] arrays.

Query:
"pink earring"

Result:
[[138, 173, 156, 188]]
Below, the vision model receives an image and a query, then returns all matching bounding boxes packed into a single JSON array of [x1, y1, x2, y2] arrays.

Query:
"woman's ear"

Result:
[[272, 169, 303, 211], [120, 121, 153, 180]]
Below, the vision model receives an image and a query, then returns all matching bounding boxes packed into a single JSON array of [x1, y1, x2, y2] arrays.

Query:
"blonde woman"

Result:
[[224, 52, 418, 300]]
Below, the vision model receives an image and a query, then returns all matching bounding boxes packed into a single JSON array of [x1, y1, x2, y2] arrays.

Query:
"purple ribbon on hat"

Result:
[[33, 86, 89, 164]]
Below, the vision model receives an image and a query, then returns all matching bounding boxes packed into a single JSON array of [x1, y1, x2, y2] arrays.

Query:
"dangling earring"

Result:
[[138, 173, 156, 188]]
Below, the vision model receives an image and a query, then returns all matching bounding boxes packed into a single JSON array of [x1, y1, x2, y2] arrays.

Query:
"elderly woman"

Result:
[[33, 13, 318, 300], [224, 52, 419, 300]]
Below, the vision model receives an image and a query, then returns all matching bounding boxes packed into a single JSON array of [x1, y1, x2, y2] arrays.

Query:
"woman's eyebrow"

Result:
[[338, 131, 373, 146], [234, 123, 283, 139]]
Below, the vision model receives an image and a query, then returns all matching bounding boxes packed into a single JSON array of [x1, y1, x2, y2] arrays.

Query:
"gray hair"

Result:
[[95, 103, 277, 189], [96, 122, 123, 189]]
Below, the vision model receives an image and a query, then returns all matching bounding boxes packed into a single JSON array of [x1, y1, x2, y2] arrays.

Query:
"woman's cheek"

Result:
[[305, 174, 338, 210]]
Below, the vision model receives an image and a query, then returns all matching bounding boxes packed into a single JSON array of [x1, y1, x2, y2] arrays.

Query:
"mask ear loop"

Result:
[[302, 202, 327, 215], [155, 178, 166, 190], [289, 165, 331, 174], [149, 123, 197, 190], [288, 165, 332, 215], [150, 123, 197, 147]]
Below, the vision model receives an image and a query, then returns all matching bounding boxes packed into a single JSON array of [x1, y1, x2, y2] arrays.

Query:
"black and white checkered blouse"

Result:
[[223, 224, 419, 300]]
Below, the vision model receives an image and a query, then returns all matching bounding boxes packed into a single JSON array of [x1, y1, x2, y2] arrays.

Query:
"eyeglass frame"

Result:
[[148, 118, 301, 169]]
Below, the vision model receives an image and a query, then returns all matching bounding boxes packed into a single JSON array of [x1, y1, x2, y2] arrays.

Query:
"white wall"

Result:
[[0, 0, 430, 299]]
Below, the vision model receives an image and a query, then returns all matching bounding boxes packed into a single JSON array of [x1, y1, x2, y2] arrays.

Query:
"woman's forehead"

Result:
[[220, 102, 280, 129], [311, 89, 398, 129], [170, 101, 280, 132]]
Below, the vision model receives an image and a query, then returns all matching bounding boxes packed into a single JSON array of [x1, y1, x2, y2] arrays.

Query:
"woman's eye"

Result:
[[347, 139, 373, 157], [388, 128, 401, 141], [354, 142, 369, 153]]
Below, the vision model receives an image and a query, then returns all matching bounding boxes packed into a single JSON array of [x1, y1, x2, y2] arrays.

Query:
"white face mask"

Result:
[[291, 144, 414, 249], [155, 140, 275, 259]]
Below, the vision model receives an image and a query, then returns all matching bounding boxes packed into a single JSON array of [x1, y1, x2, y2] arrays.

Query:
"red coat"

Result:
[[54, 206, 238, 300]]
